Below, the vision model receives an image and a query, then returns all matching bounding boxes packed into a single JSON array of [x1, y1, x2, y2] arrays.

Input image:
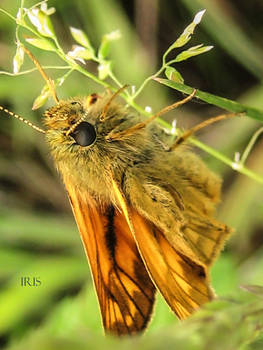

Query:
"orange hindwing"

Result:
[[111, 179, 214, 320]]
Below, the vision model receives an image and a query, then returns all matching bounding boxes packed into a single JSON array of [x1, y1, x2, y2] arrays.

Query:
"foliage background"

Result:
[[0, 0, 262, 349]]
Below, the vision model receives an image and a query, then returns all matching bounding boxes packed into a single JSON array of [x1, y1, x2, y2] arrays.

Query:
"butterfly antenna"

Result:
[[169, 112, 242, 151], [66, 115, 85, 136], [23, 46, 59, 104], [100, 85, 129, 122], [0, 106, 46, 134], [106, 89, 196, 141]]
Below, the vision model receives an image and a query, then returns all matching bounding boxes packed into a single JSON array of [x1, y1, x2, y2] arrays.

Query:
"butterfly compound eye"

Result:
[[70, 121, 96, 146]]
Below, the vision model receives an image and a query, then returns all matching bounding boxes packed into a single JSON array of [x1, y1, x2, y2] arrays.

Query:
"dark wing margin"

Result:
[[65, 181, 156, 336]]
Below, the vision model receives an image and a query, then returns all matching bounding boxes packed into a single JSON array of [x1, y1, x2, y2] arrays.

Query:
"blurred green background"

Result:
[[0, 0, 263, 349]]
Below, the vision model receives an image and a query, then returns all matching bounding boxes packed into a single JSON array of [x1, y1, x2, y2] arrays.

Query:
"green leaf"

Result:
[[67, 45, 95, 63], [155, 78, 263, 123], [98, 41, 109, 60], [25, 37, 56, 51], [27, 8, 55, 37], [12, 44, 24, 74], [175, 44, 213, 62], [98, 30, 121, 60], [104, 29, 121, 41], [165, 67, 184, 83], [40, 2, 56, 16], [98, 61, 112, 80], [70, 27, 93, 50], [32, 85, 51, 110], [168, 9, 206, 50], [16, 8, 25, 25]]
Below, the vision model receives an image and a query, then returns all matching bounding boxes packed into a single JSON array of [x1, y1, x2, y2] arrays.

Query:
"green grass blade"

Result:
[[155, 78, 263, 123]]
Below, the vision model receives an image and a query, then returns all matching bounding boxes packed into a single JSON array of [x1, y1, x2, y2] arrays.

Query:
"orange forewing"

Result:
[[66, 182, 156, 336], [111, 180, 214, 320]]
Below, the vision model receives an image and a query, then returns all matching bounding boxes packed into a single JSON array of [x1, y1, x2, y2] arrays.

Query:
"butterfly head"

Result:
[[43, 93, 100, 148], [43, 92, 140, 167]]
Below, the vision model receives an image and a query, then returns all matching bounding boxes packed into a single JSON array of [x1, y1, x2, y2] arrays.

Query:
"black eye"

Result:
[[70, 121, 96, 146]]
